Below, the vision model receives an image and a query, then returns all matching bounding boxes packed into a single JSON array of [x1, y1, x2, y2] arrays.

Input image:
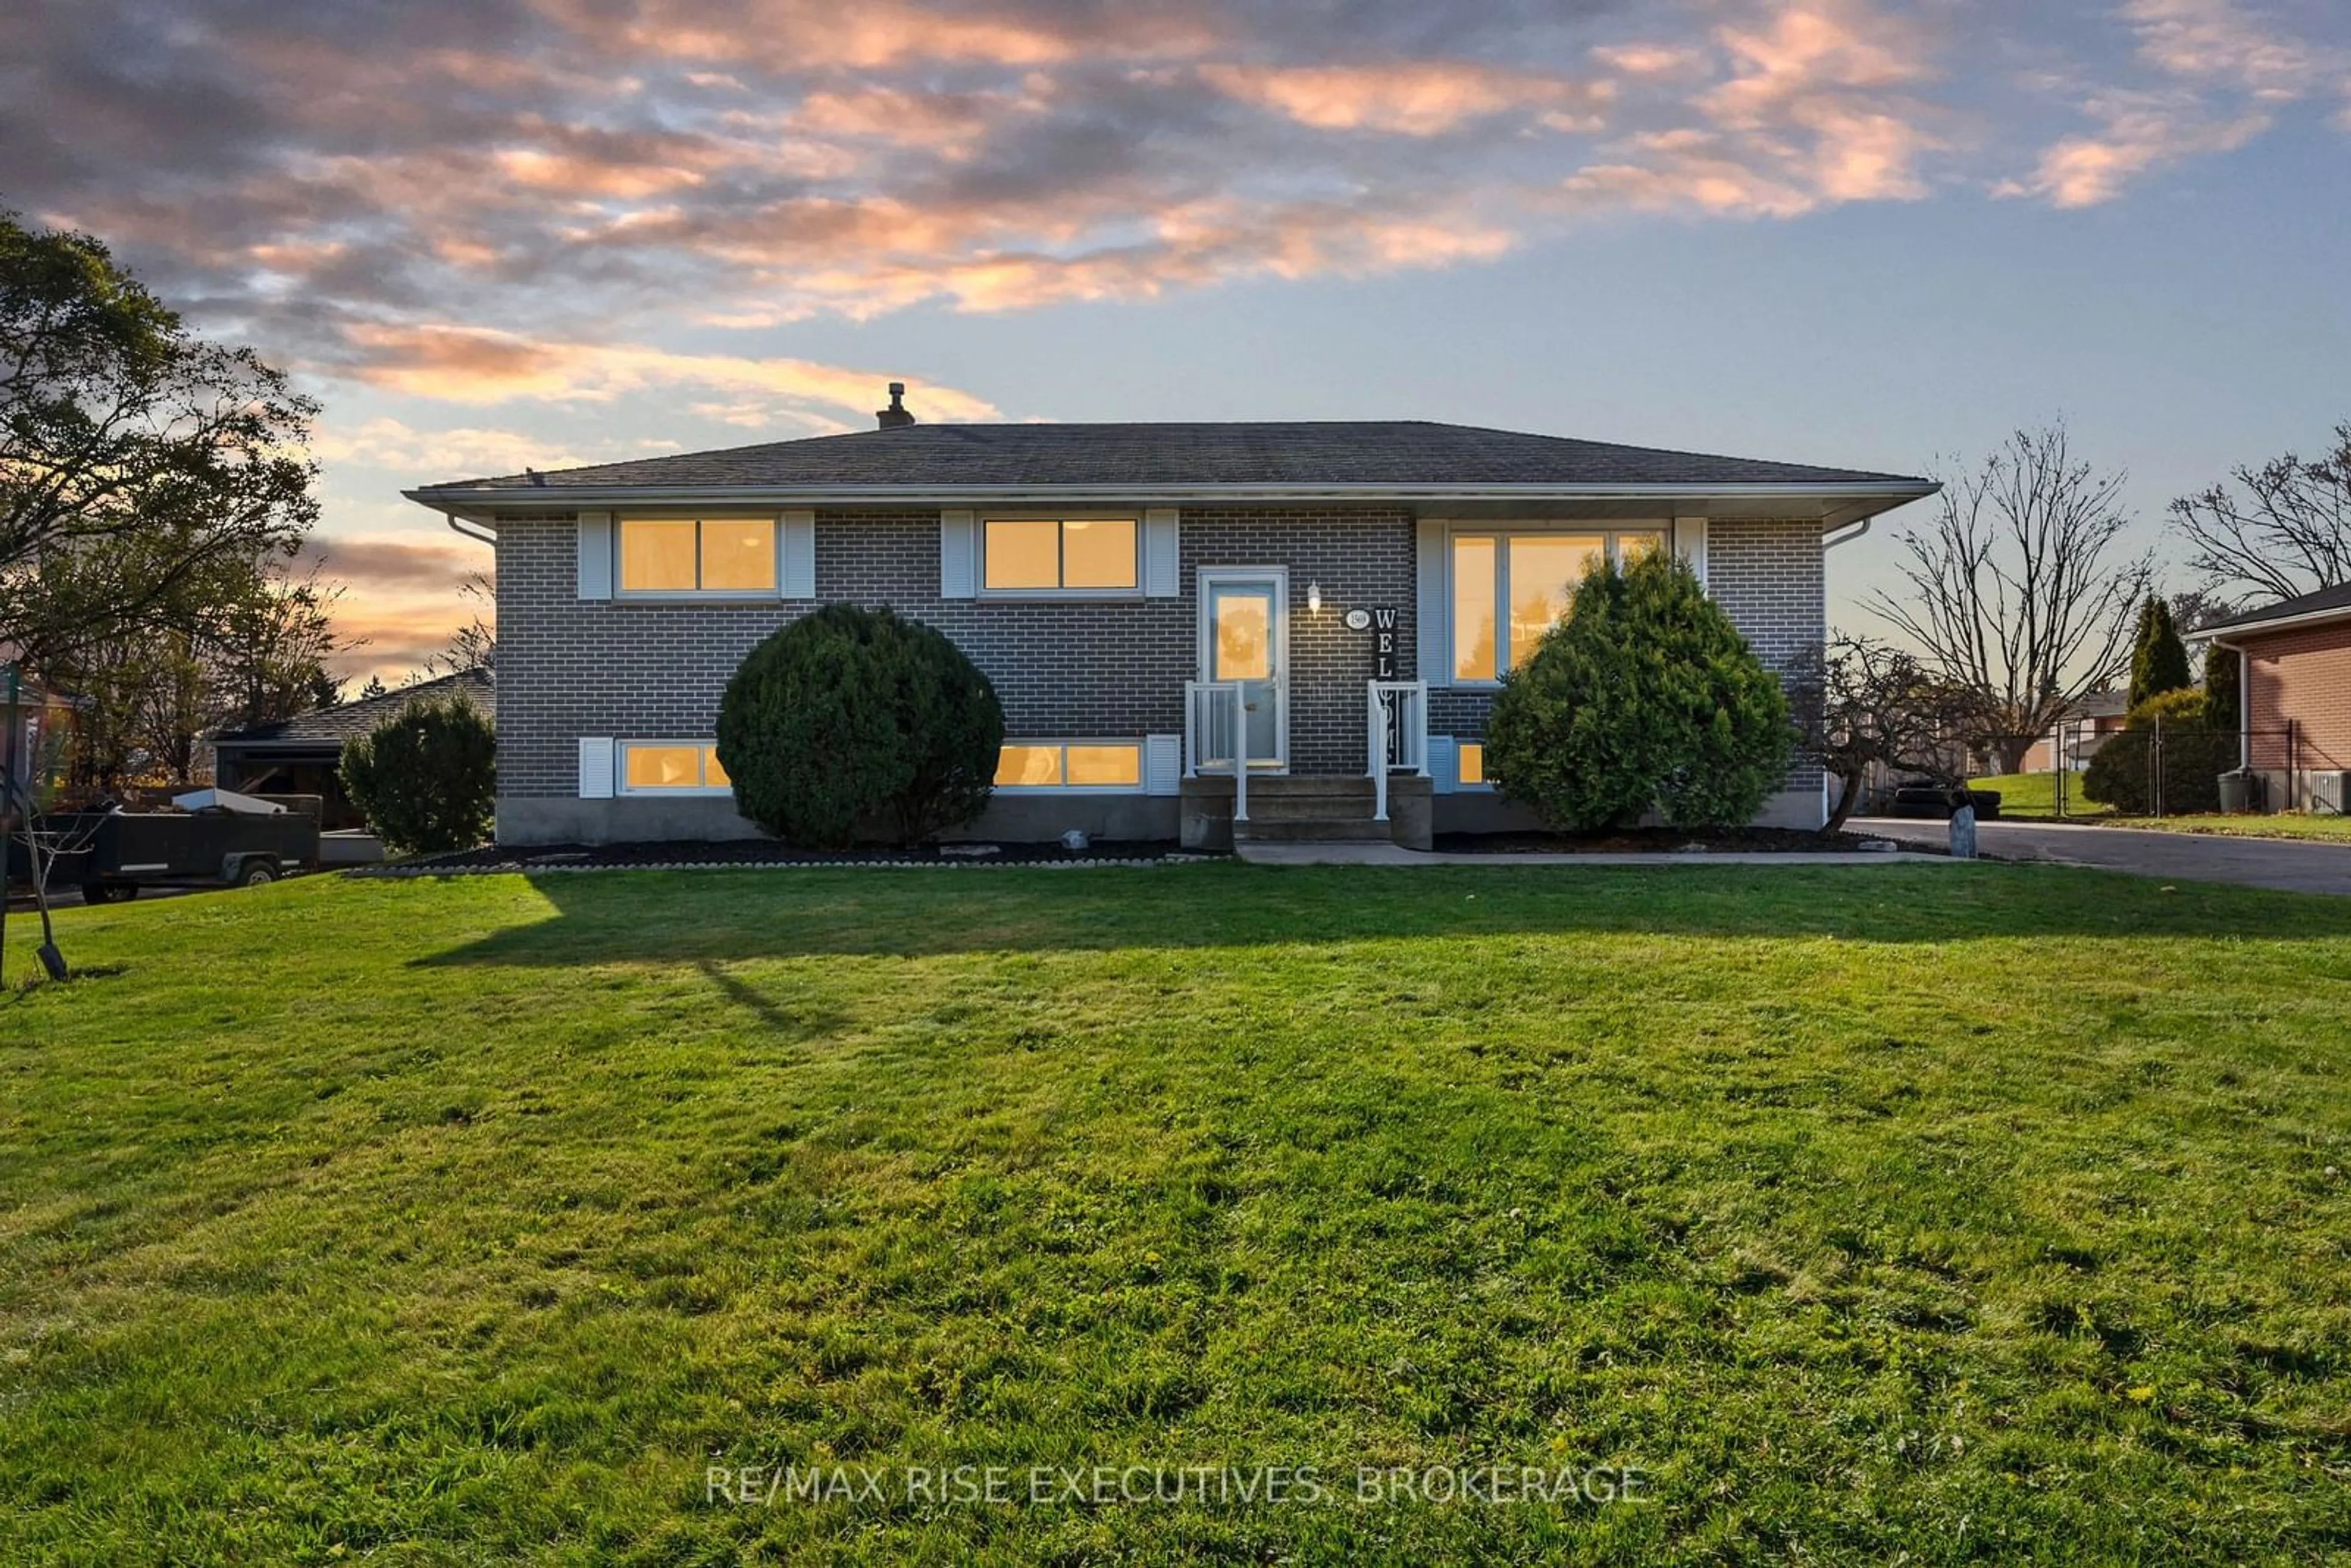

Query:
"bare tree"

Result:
[[423, 571, 496, 678], [2170, 421, 2351, 602], [1798, 635, 1997, 831], [1867, 422, 2153, 775], [2168, 587, 2243, 639], [39, 550, 346, 790]]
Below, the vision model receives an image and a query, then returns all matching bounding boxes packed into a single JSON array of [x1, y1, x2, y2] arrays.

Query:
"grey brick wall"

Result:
[[496, 508, 1822, 800], [1423, 518, 1825, 791], [495, 505, 1414, 797]]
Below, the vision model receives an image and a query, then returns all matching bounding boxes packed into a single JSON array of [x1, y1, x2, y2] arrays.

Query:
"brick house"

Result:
[[405, 401, 1935, 847], [2019, 689, 2129, 773], [2205, 583, 2351, 813]]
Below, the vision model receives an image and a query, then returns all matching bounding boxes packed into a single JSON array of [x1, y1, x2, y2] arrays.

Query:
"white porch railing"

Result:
[[1367, 680, 1429, 822], [1183, 679, 1259, 823]]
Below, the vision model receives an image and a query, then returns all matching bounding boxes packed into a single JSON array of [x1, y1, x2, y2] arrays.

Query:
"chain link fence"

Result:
[[2050, 720, 2325, 819]]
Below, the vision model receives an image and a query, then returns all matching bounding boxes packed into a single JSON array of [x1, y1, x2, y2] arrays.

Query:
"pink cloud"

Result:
[[2000, 92, 2270, 207], [1200, 61, 1604, 137], [337, 324, 1001, 422], [2123, 0, 2340, 101], [525, 0, 1210, 72]]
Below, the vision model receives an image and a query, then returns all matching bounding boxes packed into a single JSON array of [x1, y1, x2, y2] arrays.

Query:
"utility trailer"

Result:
[[7, 789, 320, 904]]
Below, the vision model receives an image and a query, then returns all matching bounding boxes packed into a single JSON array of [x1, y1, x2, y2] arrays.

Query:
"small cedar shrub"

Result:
[[717, 604, 1003, 848], [1483, 550, 1793, 831], [339, 692, 497, 857], [2081, 686, 2233, 814]]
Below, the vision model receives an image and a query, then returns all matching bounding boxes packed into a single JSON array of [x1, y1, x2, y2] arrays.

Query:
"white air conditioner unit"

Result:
[[2308, 771, 2351, 816]]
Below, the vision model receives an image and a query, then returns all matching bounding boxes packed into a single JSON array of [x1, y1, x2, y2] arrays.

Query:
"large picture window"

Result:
[[994, 740, 1144, 789], [619, 741, 731, 793], [983, 517, 1138, 593], [1451, 528, 1666, 681], [619, 518, 776, 594]]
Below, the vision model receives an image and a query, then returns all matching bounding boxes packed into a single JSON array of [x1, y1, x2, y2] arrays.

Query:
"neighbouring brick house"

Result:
[[405, 397, 1935, 847], [2019, 689, 2129, 773], [2206, 583, 2351, 813]]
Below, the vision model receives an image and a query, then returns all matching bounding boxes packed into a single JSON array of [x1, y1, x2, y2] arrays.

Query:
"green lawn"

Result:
[[2096, 813, 2351, 844], [1971, 775, 2351, 842], [7, 865, 2351, 1564], [1969, 774, 2111, 819]]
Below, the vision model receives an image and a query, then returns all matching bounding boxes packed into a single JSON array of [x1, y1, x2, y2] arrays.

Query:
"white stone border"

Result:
[[348, 853, 1207, 877]]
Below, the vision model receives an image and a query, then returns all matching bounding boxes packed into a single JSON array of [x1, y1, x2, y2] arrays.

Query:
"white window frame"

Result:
[[993, 738, 1149, 793], [1444, 522, 1669, 687], [613, 516, 782, 601], [615, 739, 732, 796], [978, 512, 1144, 599]]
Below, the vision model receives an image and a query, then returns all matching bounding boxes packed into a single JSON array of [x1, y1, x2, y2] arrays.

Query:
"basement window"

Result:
[[995, 741, 1144, 790], [620, 741, 732, 794]]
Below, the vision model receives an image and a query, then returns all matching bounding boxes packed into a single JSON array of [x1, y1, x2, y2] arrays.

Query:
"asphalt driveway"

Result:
[[1853, 816, 2351, 897]]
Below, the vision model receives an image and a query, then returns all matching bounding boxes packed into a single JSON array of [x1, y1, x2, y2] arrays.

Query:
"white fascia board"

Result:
[[405, 480, 1941, 530], [2207, 604, 2351, 642]]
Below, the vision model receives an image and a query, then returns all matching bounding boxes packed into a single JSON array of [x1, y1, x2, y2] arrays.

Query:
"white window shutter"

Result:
[[1415, 519, 1448, 685], [577, 512, 613, 599], [1428, 735, 1458, 795], [578, 738, 615, 799], [940, 509, 977, 598], [780, 509, 816, 598], [1142, 508, 1180, 597], [1673, 517, 1708, 590], [1144, 734, 1181, 796]]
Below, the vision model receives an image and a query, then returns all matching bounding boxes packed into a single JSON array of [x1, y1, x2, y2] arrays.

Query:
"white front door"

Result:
[[1199, 569, 1287, 771]]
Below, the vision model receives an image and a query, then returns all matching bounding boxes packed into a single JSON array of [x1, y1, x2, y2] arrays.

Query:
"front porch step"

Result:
[[1182, 773, 1430, 851], [1234, 818, 1395, 844]]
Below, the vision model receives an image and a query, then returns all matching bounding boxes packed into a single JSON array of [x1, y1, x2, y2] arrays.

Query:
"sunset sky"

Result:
[[6, 0, 2347, 685]]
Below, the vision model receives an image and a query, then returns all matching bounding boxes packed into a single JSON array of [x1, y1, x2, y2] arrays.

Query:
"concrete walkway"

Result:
[[1234, 841, 1940, 868], [1853, 816, 2351, 897]]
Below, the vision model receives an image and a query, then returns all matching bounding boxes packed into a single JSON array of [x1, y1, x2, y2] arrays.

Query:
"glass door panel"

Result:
[[1204, 578, 1284, 770]]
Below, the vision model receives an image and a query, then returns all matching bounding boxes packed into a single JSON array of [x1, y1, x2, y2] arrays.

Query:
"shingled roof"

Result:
[[211, 669, 492, 749], [2202, 580, 2351, 636], [410, 421, 1931, 497]]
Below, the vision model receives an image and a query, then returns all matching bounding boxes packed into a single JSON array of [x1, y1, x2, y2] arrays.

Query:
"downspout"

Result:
[[444, 510, 497, 546], [1816, 514, 1875, 829], [2212, 637, 2249, 771], [1822, 516, 1873, 551]]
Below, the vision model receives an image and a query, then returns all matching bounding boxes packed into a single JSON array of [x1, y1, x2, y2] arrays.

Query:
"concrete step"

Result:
[[1235, 818, 1395, 843], [1181, 773, 1431, 852], [1187, 776, 1376, 819], [1233, 798, 1380, 825]]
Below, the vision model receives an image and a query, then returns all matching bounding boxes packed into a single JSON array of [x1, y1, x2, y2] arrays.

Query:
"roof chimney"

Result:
[[875, 381, 915, 429]]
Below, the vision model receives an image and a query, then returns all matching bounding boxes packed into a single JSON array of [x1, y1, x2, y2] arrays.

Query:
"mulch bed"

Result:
[[351, 840, 1204, 875], [1433, 827, 1908, 854]]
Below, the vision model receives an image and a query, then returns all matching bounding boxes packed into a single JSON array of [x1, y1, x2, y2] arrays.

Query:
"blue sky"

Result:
[[5, 0, 2347, 679]]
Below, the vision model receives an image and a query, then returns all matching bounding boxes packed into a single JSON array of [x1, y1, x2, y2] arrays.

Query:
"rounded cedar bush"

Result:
[[1483, 549, 1793, 831], [717, 604, 1003, 848], [2081, 686, 2233, 814], [339, 691, 497, 857]]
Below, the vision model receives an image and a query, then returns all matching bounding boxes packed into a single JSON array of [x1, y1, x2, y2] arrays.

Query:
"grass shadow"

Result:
[[411, 861, 2351, 969]]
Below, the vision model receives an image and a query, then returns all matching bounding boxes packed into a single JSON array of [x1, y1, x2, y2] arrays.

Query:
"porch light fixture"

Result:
[[1307, 580, 1322, 615]]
